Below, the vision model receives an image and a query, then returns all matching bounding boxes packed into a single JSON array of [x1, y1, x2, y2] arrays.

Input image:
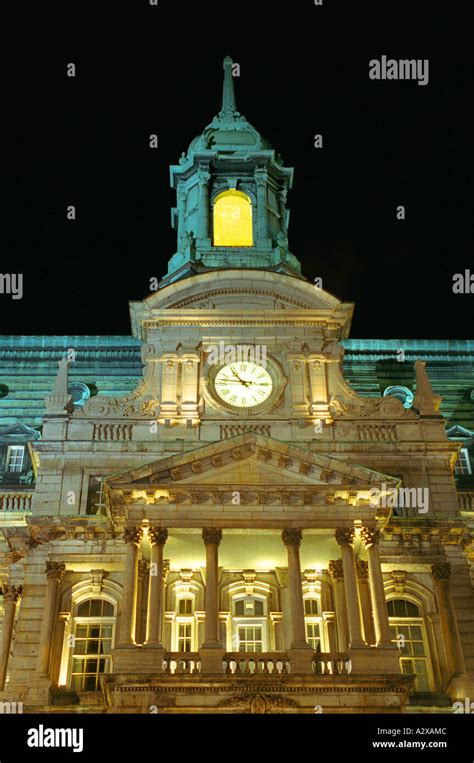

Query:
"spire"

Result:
[[220, 55, 237, 117], [45, 358, 73, 415], [413, 360, 442, 416]]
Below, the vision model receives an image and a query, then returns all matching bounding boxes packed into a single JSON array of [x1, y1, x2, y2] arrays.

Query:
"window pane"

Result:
[[77, 602, 90, 617], [102, 602, 114, 617], [235, 600, 244, 616], [90, 600, 102, 617], [254, 600, 264, 616]]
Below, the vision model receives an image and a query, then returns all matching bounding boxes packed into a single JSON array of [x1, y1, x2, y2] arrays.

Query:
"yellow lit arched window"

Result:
[[213, 190, 253, 247]]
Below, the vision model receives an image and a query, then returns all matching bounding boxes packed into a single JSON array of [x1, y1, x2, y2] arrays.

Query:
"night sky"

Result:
[[2, 3, 472, 339]]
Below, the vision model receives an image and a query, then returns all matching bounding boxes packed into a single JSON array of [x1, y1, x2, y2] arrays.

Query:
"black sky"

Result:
[[2, 3, 473, 339]]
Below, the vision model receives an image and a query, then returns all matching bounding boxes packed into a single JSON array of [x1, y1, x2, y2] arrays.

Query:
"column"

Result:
[[335, 529, 365, 648], [276, 568, 292, 650], [361, 529, 392, 646], [328, 560, 349, 652], [0, 585, 22, 690], [37, 562, 65, 676], [177, 187, 186, 242], [357, 560, 376, 646], [136, 560, 150, 645], [255, 169, 269, 240], [198, 170, 210, 240], [281, 528, 308, 648], [431, 563, 466, 677], [119, 528, 142, 645], [145, 528, 168, 647], [202, 528, 222, 647]]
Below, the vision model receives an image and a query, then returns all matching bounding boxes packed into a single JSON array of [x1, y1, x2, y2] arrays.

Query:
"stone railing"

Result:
[[161, 653, 201, 674], [0, 491, 33, 512], [159, 651, 351, 676], [223, 652, 290, 675], [357, 424, 397, 442], [458, 492, 474, 512], [93, 423, 133, 442], [313, 653, 352, 675]]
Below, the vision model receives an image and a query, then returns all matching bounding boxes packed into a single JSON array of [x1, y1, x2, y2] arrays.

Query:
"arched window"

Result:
[[303, 596, 322, 652], [69, 598, 116, 692], [175, 596, 195, 652], [232, 595, 267, 652], [387, 598, 432, 692], [213, 190, 253, 247]]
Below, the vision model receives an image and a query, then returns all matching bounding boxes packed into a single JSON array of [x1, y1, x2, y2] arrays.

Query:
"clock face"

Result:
[[214, 362, 273, 408]]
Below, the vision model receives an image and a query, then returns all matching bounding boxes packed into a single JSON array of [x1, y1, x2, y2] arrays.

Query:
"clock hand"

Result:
[[230, 366, 249, 386]]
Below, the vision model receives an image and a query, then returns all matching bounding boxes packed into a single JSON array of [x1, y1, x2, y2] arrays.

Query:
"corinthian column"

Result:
[[431, 563, 466, 677], [202, 528, 222, 647], [361, 528, 391, 646], [357, 559, 376, 646], [328, 560, 349, 652], [119, 528, 142, 645], [335, 529, 365, 648], [281, 528, 308, 648], [0, 585, 22, 690], [37, 563, 65, 676], [145, 528, 168, 647]]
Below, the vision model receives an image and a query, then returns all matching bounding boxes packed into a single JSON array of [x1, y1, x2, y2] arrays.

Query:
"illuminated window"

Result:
[[213, 190, 253, 247], [387, 598, 432, 692], [232, 595, 267, 651], [455, 448, 471, 476], [238, 626, 263, 652], [178, 623, 192, 652], [178, 598, 193, 615], [6, 446, 25, 472], [304, 598, 320, 616], [69, 599, 115, 692], [304, 596, 322, 652]]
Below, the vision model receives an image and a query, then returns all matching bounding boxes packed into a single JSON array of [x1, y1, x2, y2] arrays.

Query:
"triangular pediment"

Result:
[[107, 433, 397, 490]]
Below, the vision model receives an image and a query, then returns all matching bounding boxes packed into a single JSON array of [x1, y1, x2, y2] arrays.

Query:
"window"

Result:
[[304, 598, 320, 616], [387, 598, 432, 692], [306, 622, 321, 652], [232, 595, 268, 651], [6, 446, 25, 472], [455, 448, 471, 477], [178, 598, 193, 615], [234, 597, 264, 617], [304, 596, 323, 652], [383, 386, 414, 409], [178, 623, 192, 652], [69, 598, 115, 692], [213, 190, 253, 247], [238, 626, 263, 652]]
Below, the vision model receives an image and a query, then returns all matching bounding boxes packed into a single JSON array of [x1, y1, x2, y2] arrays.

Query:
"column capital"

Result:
[[3, 584, 22, 602], [356, 560, 369, 579], [123, 527, 143, 545], [148, 527, 168, 546], [202, 528, 222, 546], [138, 560, 150, 580], [328, 560, 344, 581], [45, 562, 66, 582], [335, 528, 355, 547], [361, 528, 380, 547], [431, 562, 451, 582], [282, 527, 302, 547]]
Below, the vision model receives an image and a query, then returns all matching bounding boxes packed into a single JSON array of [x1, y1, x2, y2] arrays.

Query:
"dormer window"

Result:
[[213, 190, 253, 247]]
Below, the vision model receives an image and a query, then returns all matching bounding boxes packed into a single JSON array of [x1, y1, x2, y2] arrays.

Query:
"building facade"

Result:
[[1, 58, 474, 714]]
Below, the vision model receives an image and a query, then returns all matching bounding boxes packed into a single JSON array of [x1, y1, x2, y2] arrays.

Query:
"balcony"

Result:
[[0, 488, 33, 514], [458, 491, 474, 512], [103, 647, 410, 713]]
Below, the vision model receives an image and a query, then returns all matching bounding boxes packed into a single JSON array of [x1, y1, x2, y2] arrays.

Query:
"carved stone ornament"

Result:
[[123, 528, 143, 545], [45, 561, 66, 582], [148, 527, 169, 546], [282, 528, 302, 547], [218, 693, 298, 712], [329, 393, 415, 420], [202, 528, 223, 546], [431, 562, 451, 582], [356, 560, 369, 579], [328, 560, 344, 581], [361, 528, 380, 547], [335, 528, 355, 547], [3, 585, 23, 603]]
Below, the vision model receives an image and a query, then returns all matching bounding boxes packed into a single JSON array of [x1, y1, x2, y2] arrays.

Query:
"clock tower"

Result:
[[4, 56, 472, 717]]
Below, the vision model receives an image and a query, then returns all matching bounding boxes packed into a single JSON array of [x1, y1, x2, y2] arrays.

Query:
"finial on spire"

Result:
[[221, 55, 237, 116]]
